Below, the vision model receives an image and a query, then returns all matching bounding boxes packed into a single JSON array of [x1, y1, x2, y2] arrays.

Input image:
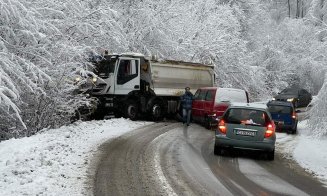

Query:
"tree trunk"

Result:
[[301, 0, 304, 18], [288, 0, 291, 18], [296, 0, 300, 18]]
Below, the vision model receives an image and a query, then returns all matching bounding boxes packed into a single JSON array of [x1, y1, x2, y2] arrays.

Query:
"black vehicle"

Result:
[[267, 101, 298, 134], [273, 87, 312, 108]]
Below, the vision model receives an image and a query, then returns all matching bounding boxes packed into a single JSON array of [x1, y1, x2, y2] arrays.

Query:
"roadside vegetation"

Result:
[[0, 0, 326, 137]]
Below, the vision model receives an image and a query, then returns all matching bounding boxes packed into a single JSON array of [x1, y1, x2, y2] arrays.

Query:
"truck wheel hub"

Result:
[[152, 105, 161, 117]]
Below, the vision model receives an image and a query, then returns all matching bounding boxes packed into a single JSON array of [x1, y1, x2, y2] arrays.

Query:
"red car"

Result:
[[192, 87, 249, 129]]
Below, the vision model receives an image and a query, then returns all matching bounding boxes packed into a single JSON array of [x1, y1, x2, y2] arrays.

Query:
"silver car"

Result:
[[214, 103, 276, 160]]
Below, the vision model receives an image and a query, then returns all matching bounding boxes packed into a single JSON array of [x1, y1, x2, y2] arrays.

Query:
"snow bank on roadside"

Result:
[[277, 120, 327, 186], [0, 118, 152, 196]]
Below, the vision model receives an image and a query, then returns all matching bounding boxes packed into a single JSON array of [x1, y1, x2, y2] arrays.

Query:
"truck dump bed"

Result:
[[150, 60, 215, 96]]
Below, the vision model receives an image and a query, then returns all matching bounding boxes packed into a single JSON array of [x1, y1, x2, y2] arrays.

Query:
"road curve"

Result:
[[94, 122, 327, 196]]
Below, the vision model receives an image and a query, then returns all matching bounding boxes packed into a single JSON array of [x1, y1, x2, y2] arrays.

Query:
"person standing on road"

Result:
[[181, 87, 193, 126]]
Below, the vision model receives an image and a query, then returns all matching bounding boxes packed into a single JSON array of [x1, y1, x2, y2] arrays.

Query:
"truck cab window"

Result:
[[117, 59, 139, 85], [95, 58, 116, 79]]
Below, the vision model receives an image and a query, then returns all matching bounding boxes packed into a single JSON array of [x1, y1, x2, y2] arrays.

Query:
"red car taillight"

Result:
[[218, 120, 227, 134], [265, 123, 275, 138], [214, 103, 229, 117], [292, 112, 297, 119]]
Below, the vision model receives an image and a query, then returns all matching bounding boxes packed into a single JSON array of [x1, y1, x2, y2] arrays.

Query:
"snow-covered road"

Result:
[[1, 118, 327, 195], [94, 121, 326, 195]]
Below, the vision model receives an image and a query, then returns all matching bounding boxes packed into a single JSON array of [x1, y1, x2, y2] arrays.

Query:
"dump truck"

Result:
[[77, 52, 215, 120]]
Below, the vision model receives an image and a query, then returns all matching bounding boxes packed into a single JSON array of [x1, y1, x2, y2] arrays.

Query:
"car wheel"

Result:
[[292, 124, 297, 134], [124, 101, 138, 120], [214, 144, 223, 155], [204, 116, 211, 130], [267, 150, 275, 161]]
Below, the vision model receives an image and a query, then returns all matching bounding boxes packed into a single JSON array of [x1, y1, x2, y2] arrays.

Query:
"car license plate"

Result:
[[235, 130, 256, 136]]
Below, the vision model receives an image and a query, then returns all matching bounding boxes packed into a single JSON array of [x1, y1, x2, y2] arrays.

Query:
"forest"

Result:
[[1, 0, 327, 137]]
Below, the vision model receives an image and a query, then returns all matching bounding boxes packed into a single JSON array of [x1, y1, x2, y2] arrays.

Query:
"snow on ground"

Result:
[[276, 120, 327, 186], [1, 117, 327, 195], [0, 118, 152, 196]]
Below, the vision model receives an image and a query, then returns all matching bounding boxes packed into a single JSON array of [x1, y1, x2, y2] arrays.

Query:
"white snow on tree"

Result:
[[1, 0, 327, 138]]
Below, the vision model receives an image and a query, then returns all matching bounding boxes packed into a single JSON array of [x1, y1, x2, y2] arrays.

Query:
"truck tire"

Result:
[[150, 100, 164, 121], [124, 101, 138, 120]]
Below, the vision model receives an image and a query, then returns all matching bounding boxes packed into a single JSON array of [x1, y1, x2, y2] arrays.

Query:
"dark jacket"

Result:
[[181, 91, 193, 110]]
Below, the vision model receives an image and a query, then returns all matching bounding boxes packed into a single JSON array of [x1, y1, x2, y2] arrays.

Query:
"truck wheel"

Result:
[[125, 101, 138, 120], [151, 101, 163, 121]]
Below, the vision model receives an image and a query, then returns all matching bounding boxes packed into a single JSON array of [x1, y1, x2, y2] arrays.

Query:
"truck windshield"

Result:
[[94, 58, 116, 78]]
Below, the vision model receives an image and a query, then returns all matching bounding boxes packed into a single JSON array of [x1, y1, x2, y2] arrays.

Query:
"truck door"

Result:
[[115, 58, 140, 95]]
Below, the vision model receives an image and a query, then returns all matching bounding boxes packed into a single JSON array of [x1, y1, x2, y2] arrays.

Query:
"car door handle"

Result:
[[134, 85, 139, 89]]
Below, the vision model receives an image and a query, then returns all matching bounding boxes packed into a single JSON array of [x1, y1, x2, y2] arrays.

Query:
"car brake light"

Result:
[[292, 112, 297, 119], [265, 123, 275, 138], [218, 120, 227, 134]]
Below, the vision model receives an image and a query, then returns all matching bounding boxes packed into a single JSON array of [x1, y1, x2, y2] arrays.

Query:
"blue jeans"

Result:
[[183, 108, 191, 125]]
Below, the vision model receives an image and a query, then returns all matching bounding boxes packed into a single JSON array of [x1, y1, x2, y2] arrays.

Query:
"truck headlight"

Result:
[[92, 77, 97, 83], [272, 98, 276, 100], [287, 98, 294, 102]]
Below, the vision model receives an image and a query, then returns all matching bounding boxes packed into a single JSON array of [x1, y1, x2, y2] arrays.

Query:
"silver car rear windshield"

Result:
[[224, 108, 269, 126]]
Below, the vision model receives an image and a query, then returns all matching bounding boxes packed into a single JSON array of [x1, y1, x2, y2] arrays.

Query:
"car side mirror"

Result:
[[295, 110, 301, 113]]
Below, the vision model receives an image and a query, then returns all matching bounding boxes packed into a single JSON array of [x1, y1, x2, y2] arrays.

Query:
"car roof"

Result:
[[267, 100, 293, 107], [229, 102, 267, 110], [198, 87, 218, 90], [197, 87, 245, 92]]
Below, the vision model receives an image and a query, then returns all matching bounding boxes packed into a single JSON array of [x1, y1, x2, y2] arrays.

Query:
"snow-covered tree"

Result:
[[0, 0, 122, 136], [1, 0, 327, 138], [309, 72, 327, 137]]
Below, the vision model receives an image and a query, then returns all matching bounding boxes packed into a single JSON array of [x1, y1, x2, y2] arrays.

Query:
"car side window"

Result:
[[299, 89, 307, 96], [205, 90, 214, 101], [303, 89, 309, 95], [198, 90, 207, 100], [194, 90, 201, 100]]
